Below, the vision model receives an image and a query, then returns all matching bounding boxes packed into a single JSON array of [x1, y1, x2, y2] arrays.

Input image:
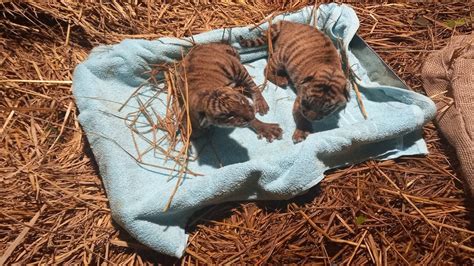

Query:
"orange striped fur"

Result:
[[177, 43, 282, 142], [240, 21, 349, 143]]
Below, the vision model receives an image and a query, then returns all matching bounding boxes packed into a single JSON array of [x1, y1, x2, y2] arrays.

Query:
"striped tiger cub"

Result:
[[239, 21, 349, 143], [177, 43, 283, 142]]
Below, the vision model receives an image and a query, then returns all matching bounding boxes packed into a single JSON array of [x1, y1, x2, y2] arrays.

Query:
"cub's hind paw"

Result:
[[292, 129, 310, 143]]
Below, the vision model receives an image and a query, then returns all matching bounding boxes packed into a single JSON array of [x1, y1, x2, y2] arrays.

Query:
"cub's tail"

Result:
[[239, 21, 282, 47]]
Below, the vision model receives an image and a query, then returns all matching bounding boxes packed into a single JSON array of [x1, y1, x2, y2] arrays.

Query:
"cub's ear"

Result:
[[301, 76, 314, 84]]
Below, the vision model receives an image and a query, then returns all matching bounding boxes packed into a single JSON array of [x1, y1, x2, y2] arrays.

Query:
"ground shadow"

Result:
[[433, 132, 474, 230], [186, 184, 322, 233], [82, 134, 101, 178], [311, 111, 343, 134], [191, 127, 250, 168], [1, 2, 93, 48]]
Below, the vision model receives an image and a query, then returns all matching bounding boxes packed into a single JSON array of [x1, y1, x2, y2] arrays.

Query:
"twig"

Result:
[[0, 205, 47, 265], [351, 80, 368, 119], [347, 230, 368, 265], [299, 210, 367, 249], [118, 82, 148, 112], [376, 169, 437, 230], [450, 241, 474, 253]]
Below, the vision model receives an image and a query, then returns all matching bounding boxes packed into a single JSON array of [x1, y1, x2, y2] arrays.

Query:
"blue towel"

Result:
[[73, 4, 436, 258]]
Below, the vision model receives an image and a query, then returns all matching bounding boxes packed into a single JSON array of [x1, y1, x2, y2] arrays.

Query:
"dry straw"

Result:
[[1, 1, 473, 264], [116, 61, 198, 212]]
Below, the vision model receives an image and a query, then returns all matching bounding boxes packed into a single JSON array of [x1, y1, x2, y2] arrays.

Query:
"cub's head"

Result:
[[199, 87, 255, 128], [297, 75, 349, 121]]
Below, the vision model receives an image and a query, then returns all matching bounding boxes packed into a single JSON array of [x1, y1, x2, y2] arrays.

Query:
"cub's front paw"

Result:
[[292, 129, 310, 143], [256, 123, 283, 143], [254, 97, 269, 115]]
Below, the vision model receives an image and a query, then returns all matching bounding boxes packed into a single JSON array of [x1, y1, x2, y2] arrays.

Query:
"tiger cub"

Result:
[[239, 21, 349, 143], [177, 43, 283, 142]]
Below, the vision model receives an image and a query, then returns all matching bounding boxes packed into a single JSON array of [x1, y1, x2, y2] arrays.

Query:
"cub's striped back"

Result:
[[239, 21, 349, 143], [239, 22, 282, 47]]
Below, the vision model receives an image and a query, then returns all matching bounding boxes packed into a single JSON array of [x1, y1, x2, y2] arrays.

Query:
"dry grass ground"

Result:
[[1, 1, 473, 265]]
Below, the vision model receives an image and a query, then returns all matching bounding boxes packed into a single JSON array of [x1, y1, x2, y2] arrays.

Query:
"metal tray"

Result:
[[349, 34, 410, 90]]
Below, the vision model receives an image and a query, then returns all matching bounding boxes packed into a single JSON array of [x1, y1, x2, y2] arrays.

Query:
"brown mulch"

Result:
[[1, 1, 473, 265]]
